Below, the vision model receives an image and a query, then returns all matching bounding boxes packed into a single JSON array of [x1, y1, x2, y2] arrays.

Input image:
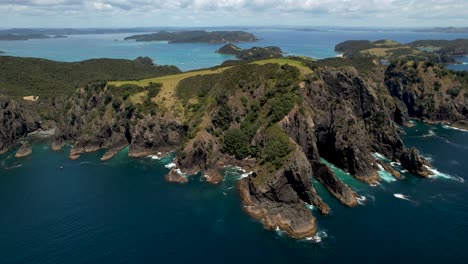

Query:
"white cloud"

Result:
[[0, 0, 467, 27]]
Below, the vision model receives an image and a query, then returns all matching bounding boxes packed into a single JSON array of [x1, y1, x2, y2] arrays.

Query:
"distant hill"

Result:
[[124, 30, 258, 44], [414, 27, 468, 33], [335, 38, 468, 63], [0, 33, 68, 41], [408, 39, 468, 57], [0, 56, 180, 98]]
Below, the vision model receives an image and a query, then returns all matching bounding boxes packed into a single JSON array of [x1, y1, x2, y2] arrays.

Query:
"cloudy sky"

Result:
[[1, 0, 467, 28]]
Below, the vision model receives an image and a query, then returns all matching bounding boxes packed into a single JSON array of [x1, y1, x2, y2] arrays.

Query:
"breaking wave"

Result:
[[425, 166, 465, 183], [442, 125, 468, 133], [164, 162, 176, 169], [393, 193, 413, 202], [304, 230, 328, 243], [377, 164, 397, 183]]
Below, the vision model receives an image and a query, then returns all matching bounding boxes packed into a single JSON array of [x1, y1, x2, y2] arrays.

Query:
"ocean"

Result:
[[0, 29, 468, 71], [0, 29, 467, 263]]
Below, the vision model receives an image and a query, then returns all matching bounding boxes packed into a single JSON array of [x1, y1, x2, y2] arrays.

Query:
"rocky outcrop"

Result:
[[0, 97, 41, 154], [399, 148, 433, 178], [239, 148, 329, 238], [311, 161, 359, 207], [15, 140, 32, 158], [385, 62, 468, 129], [165, 169, 189, 184], [129, 117, 187, 157]]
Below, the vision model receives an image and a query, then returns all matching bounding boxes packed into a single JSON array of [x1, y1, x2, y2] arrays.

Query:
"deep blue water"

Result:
[[0, 29, 467, 71], [0, 124, 467, 264]]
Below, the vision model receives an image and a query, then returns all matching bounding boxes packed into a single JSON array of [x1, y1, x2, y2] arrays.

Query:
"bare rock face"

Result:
[[129, 117, 187, 157], [239, 148, 327, 238], [0, 97, 41, 154], [385, 62, 468, 129], [176, 131, 223, 176], [311, 161, 359, 207]]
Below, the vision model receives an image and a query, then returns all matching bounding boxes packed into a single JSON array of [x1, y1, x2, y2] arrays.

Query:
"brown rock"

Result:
[[165, 169, 189, 184], [15, 141, 32, 158]]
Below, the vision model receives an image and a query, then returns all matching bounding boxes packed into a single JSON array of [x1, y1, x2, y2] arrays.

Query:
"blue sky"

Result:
[[1, 0, 467, 28]]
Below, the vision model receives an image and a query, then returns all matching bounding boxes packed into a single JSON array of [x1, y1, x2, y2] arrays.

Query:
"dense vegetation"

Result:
[[124, 30, 258, 43], [176, 63, 300, 172], [0, 56, 180, 98], [408, 39, 468, 56], [217, 44, 283, 61]]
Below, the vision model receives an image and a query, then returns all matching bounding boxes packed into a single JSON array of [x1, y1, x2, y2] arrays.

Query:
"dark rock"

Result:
[[400, 148, 433, 178]]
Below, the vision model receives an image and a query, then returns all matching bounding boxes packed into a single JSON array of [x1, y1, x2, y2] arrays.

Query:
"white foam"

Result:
[[305, 230, 328, 243], [372, 152, 387, 160], [240, 171, 253, 179], [422, 129, 436, 137], [306, 204, 315, 210], [357, 195, 367, 205], [377, 164, 397, 183], [442, 125, 468, 133], [176, 168, 188, 177], [148, 155, 161, 160], [425, 165, 465, 183], [164, 162, 176, 169], [393, 193, 413, 202]]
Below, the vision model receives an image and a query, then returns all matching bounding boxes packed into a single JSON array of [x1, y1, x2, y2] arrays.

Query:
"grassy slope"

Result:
[[109, 58, 311, 118], [250, 58, 313, 75]]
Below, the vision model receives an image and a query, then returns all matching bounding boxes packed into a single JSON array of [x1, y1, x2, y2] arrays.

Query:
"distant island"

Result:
[[124, 30, 258, 44], [414, 27, 468, 33], [0, 33, 68, 41], [0, 51, 5, 54], [335, 39, 468, 63], [217, 44, 283, 61]]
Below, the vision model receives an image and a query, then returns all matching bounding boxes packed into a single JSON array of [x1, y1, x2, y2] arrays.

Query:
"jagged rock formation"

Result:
[[385, 61, 468, 129]]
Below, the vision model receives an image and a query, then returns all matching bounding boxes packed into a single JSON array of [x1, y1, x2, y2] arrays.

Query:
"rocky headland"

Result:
[[0, 44, 466, 239]]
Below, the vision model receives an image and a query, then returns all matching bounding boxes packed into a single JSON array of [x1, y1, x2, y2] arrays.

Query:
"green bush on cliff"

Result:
[[259, 125, 294, 170], [223, 128, 250, 159]]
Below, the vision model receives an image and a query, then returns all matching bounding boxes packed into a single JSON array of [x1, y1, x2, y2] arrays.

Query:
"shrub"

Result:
[[223, 128, 250, 159]]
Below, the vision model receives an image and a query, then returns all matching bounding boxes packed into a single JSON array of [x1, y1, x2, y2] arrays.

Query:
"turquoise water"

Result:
[[1, 29, 468, 71], [0, 122, 467, 263], [447, 56, 468, 71]]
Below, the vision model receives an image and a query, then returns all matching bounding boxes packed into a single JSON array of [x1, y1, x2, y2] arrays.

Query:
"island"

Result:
[[0, 40, 466, 239], [124, 30, 258, 44], [335, 39, 468, 63], [0, 51, 5, 54], [216, 44, 283, 61], [0, 33, 68, 41]]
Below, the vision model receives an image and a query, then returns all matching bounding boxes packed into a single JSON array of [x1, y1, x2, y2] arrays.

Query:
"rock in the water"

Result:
[[165, 169, 189, 184], [15, 141, 32, 158], [400, 148, 433, 177]]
